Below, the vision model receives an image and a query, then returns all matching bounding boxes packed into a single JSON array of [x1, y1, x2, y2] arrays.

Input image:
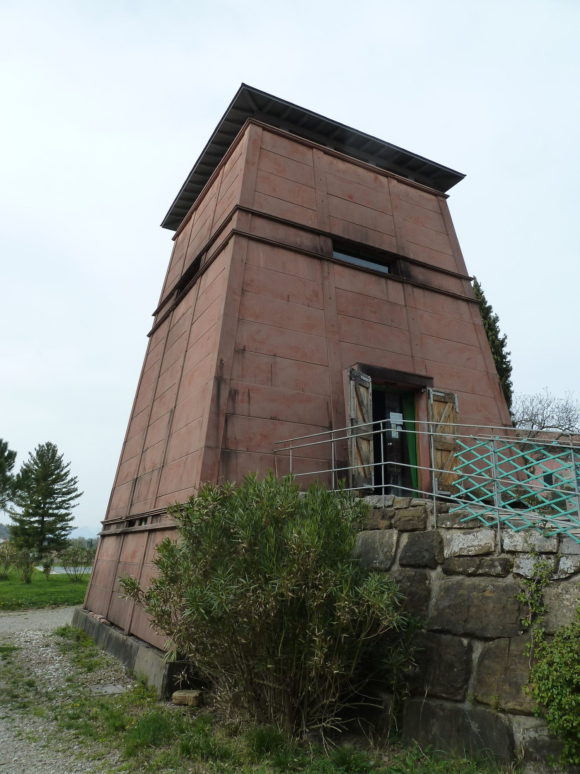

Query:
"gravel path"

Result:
[[0, 605, 76, 635], [0, 606, 132, 773]]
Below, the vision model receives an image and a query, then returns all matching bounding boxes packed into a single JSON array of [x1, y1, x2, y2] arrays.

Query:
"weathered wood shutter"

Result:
[[428, 389, 459, 493], [349, 369, 374, 489]]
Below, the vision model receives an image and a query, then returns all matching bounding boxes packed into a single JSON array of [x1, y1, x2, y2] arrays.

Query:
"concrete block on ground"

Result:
[[72, 608, 140, 672], [172, 689, 202, 707], [72, 607, 177, 698]]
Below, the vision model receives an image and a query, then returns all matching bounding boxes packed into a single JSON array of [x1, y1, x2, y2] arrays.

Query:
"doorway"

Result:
[[372, 386, 418, 496], [348, 366, 428, 494]]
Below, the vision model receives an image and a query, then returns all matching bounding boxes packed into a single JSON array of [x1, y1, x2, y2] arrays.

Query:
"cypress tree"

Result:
[[472, 277, 513, 410], [10, 442, 82, 557]]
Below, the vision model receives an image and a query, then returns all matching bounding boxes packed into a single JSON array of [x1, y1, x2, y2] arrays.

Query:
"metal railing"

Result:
[[273, 419, 580, 542]]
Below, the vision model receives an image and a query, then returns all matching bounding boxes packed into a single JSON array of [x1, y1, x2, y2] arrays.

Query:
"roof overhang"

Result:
[[161, 84, 465, 232]]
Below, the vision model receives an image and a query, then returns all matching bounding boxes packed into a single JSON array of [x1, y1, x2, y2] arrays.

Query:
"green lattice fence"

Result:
[[449, 435, 580, 542]]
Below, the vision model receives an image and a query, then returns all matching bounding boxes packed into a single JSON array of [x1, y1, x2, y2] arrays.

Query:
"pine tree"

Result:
[[0, 439, 17, 512], [472, 277, 513, 410], [10, 442, 82, 557]]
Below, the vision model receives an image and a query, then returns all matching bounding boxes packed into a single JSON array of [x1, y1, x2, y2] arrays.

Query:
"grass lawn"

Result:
[[0, 569, 89, 610], [0, 625, 516, 774]]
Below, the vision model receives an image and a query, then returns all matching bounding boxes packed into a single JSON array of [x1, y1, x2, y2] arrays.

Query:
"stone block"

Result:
[[72, 608, 140, 672], [560, 536, 580, 555], [393, 496, 411, 508], [442, 557, 512, 577], [172, 689, 202, 707], [513, 554, 557, 578], [72, 607, 178, 697], [91, 684, 129, 695], [393, 507, 427, 531], [544, 575, 580, 633], [353, 530, 397, 571], [391, 568, 431, 618], [399, 531, 443, 569], [553, 554, 580, 579], [443, 528, 496, 557], [134, 645, 173, 697], [437, 510, 481, 529], [429, 577, 523, 638], [409, 632, 471, 701], [511, 716, 569, 770], [363, 494, 394, 508], [411, 498, 432, 507], [502, 531, 558, 553], [363, 507, 394, 530], [473, 636, 534, 714], [402, 699, 514, 762]]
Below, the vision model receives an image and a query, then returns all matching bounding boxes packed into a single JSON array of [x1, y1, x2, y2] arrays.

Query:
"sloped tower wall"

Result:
[[85, 111, 511, 648]]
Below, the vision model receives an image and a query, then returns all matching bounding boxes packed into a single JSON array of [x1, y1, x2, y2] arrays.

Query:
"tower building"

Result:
[[84, 85, 511, 649]]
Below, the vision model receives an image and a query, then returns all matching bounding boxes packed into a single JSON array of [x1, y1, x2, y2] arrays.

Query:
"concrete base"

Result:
[[72, 608, 192, 697]]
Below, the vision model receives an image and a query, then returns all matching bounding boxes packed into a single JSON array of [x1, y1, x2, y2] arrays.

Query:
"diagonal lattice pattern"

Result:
[[449, 436, 580, 542]]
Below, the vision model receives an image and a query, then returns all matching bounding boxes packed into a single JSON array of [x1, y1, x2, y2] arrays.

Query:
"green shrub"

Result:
[[528, 607, 580, 766], [0, 541, 16, 580], [58, 544, 94, 582], [14, 548, 35, 583], [122, 475, 409, 736], [41, 552, 56, 579]]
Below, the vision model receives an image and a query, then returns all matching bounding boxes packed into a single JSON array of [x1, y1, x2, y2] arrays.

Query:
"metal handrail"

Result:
[[272, 417, 580, 542], [273, 417, 580, 450]]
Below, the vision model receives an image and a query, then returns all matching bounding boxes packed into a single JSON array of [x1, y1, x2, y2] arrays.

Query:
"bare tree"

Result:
[[512, 389, 580, 438]]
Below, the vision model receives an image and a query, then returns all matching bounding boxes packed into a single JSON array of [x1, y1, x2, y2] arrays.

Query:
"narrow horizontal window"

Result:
[[332, 249, 390, 275]]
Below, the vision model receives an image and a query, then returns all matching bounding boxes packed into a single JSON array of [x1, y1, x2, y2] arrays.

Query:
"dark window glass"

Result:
[[332, 249, 390, 275]]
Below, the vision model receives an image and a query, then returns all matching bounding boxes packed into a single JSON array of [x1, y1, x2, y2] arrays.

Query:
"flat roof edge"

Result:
[[161, 84, 465, 232]]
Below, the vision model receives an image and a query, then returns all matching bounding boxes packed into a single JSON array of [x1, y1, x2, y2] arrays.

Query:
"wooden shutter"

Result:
[[428, 389, 459, 493], [349, 369, 374, 489]]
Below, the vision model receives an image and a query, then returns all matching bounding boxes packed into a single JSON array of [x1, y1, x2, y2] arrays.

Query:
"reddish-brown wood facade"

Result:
[[84, 109, 511, 648]]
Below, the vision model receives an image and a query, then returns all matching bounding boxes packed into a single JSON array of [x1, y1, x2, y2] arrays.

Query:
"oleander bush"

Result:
[[122, 474, 410, 736]]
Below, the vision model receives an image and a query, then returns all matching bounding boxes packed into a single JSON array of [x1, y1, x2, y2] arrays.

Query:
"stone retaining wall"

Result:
[[357, 496, 580, 770]]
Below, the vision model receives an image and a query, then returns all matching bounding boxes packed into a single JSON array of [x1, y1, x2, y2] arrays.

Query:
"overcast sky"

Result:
[[1, 0, 578, 535]]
